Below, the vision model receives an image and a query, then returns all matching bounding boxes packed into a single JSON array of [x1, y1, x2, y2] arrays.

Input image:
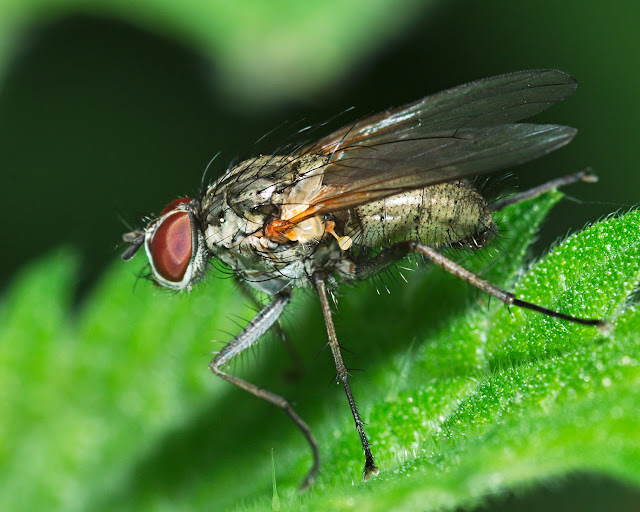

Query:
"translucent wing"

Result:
[[299, 69, 577, 215]]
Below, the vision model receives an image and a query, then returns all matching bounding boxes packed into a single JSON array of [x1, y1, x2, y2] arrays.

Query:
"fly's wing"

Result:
[[299, 69, 577, 214]]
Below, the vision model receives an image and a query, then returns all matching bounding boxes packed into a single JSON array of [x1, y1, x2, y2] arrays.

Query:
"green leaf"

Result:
[[1, 193, 638, 511]]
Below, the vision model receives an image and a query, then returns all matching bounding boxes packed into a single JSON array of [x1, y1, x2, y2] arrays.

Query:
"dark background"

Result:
[[1, 1, 638, 297]]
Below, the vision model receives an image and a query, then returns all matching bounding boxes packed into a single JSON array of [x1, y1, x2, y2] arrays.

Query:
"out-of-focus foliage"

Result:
[[0, 0, 429, 102]]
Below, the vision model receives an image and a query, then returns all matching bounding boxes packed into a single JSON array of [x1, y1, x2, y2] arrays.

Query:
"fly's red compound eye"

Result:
[[160, 197, 193, 216], [150, 198, 194, 283]]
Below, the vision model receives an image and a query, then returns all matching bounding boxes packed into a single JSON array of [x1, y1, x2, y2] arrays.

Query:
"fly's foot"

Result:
[[363, 456, 379, 481], [299, 471, 315, 492]]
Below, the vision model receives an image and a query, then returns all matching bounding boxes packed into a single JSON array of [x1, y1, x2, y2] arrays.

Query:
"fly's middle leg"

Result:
[[312, 271, 379, 480]]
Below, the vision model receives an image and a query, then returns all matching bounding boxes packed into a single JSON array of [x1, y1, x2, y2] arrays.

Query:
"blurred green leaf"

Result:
[[0, 193, 639, 511], [0, 0, 432, 104]]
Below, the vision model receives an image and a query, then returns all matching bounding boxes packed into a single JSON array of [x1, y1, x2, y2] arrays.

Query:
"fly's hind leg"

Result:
[[491, 169, 597, 211], [354, 240, 608, 330], [210, 288, 319, 490]]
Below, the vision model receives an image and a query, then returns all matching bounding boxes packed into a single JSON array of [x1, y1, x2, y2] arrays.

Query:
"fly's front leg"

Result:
[[312, 271, 379, 480], [236, 280, 303, 379], [210, 288, 319, 490]]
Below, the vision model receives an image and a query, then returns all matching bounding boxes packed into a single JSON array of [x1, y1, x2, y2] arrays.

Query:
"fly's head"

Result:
[[122, 197, 209, 291]]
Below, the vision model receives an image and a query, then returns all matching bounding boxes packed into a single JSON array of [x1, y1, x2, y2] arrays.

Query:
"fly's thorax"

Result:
[[201, 153, 330, 248], [202, 155, 326, 236], [199, 153, 344, 291], [340, 180, 495, 248], [202, 157, 285, 246]]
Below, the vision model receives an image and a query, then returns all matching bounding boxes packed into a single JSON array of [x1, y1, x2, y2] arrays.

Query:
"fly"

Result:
[[122, 70, 608, 489]]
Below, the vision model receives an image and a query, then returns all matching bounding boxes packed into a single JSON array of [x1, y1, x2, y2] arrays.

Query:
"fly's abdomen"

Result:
[[342, 181, 495, 248]]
